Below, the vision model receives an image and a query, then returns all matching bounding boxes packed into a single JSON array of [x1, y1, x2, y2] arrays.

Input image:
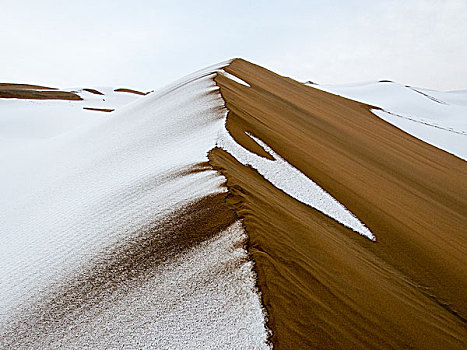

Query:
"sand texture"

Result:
[[210, 58, 467, 349]]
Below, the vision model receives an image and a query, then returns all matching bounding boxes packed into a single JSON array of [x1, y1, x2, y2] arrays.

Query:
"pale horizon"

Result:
[[1, 0, 466, 91]]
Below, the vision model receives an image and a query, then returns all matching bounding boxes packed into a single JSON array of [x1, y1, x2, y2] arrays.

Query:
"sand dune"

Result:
[[213, 59, 466, 349], [114, 87, 149, 95], [0, 83, 57, 90], [311, 80, 467, 159], [82, 88, 104, 95], [0, 59, 465, 349], [0, 89, 82, 100], [82, 107, 115, 112], [0, 84, 145, 147]]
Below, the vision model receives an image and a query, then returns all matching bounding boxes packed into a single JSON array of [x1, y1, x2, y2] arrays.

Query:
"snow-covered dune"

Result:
[[0, 64, 271, 349], [0, 85, 143, 145], [1, 59, 465, 349], [309, 81, 467, 160]]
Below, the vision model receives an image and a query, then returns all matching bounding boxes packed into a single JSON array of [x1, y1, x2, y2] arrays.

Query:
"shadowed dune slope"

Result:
[[210, 59, 467, 349]]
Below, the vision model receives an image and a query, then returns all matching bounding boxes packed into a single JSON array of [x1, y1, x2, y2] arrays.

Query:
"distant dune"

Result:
[[0, 88, 82, 100], [0, 83, 57, 90], [114, 87, 149, 95], [83, 107, 115, 112], [83, 88, 104, 95], [0, 59, 465, 349]]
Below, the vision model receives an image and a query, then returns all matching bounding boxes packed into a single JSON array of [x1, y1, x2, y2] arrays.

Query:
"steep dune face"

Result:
[[211, 59, 466, 349], [0, 59, 465, 349]]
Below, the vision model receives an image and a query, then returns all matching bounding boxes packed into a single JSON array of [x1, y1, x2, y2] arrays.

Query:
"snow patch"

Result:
[[220, 71, 251, 87], [217, 130, 376, 241]]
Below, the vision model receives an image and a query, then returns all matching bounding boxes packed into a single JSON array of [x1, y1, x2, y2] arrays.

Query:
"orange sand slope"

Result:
[[211, 59, 466, 349]]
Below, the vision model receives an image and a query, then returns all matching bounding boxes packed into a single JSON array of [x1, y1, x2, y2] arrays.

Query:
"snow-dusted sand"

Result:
[[0, 64, 270, 349]]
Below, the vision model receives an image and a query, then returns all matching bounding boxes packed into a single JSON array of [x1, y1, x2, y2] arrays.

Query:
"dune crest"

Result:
[[210, 59, 466, 349]]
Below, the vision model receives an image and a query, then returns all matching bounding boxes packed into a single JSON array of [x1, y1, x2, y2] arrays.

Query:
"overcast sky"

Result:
[[1, 0, 466, 91]]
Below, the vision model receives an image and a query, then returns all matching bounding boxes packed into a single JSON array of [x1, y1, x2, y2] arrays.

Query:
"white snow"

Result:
[[0, 86, 142, 153], [310, 81, 467, 160], [0, 62, 270, 348], [217, 130, 376, 241], [220, 71, 251, 87]]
